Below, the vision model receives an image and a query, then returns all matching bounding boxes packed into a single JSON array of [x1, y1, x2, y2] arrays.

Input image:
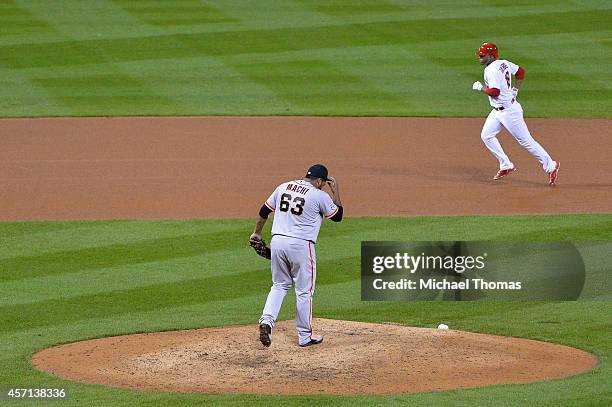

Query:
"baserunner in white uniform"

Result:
[[250, 164, 343, 347], [472, 42, 560, 185]]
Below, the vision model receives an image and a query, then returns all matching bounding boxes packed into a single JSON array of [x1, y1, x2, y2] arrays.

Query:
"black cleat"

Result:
[[259, 323, 272, 347], [299, 336, 323, 347]]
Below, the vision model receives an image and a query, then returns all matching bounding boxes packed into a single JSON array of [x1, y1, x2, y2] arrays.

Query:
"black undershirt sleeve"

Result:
[[259, 204, 272, 219], [329, 206, 343, 222]]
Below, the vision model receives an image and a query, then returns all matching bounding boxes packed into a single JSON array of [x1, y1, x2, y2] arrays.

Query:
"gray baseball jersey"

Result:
[[265, 179, 339, 243]]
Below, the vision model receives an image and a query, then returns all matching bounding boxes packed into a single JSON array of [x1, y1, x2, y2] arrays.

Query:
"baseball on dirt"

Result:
[[437, 324, 449, 330]]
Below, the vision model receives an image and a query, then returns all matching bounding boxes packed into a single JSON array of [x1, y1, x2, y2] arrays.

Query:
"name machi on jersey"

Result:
[[484, 59, 520, 107], [265, 180, 338, 243]]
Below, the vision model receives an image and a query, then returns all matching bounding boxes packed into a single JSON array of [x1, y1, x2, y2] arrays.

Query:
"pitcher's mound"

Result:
[[32, 318, 597, 395]]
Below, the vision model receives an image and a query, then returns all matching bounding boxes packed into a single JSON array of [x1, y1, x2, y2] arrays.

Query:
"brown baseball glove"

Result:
[[249, 238, 271, 260]]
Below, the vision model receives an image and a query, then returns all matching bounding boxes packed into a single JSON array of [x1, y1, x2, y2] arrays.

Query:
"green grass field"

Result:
[[1, 1, 611, 406], [0, 0, 610, 118], [1, 215, 611, 406]]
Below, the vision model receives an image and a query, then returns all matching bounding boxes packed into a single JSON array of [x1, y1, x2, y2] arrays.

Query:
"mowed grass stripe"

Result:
[[0, 269, 267, 332], [0, 256, 357, 333], [112, 56, 290, 114], [1, 3, 609, 118], [1, 10, 608, 69], [0, 64, 66, 115], [318, 214, 612, 241], [1, 214, 609, 331], [0, 0, 54, 36], [6, 33, 607, 117], [231, 58, 405, 113], [12, 0, 158, 41], [0, 231, 243, 281], [111, 0, 238, 26], [0, 293, 269, 361], [0, 246, 358, 307], [302, 0, 404, 16], [0, 223, 359, 282], [0, 220, 249, 258], [0, 250, 262, 306], [30, 72, 179, 113], [2, 214, 609, 266]]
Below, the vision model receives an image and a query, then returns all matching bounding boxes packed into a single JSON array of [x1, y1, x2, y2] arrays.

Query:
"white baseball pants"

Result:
[[481, 102, 557, 173], [259, 235, 317, 346]]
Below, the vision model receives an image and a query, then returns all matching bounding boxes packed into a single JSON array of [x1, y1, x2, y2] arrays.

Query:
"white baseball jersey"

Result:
[[483, 59, 519, 108], [265, 179, 338, 243], [479, 59, 557, 175]]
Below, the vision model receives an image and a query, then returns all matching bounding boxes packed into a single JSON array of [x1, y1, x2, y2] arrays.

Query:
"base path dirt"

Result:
[[32, 318, 598, 395], [1, 116, 610, 220]]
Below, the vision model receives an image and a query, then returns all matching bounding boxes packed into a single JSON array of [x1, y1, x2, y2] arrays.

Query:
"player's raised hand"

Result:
[[472, 81, 483, 91], [326, 176, 337, 191], [326, 176, 342, 206]]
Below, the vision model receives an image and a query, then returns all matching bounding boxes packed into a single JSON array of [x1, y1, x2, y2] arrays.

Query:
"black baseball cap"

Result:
[[305, 164, 329, 181]]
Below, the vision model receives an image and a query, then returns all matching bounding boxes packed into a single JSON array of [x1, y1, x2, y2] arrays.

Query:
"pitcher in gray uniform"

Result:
[[250, 164, 343, 347]]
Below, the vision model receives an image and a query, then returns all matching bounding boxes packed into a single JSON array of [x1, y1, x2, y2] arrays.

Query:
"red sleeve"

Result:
[[515, 66, 525, 80], [484, 87, 500, 97]]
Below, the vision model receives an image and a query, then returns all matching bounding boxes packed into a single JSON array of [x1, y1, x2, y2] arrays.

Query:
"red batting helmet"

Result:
[[476, 42, 498, 58]]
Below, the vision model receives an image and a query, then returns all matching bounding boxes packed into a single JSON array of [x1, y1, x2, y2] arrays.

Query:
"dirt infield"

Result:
[[1, 116, 611, 220], [32, 318, 598, 395]]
